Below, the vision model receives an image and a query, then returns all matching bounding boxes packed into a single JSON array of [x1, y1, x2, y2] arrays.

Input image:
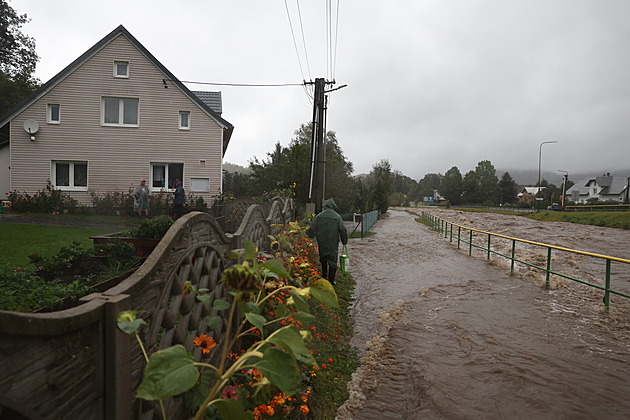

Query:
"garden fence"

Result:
[[419, 211, 630, 310], [0, 198, 295, 420]]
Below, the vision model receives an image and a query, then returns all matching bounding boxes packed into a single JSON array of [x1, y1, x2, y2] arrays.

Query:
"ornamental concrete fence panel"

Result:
[[0, 198, 295, 420]]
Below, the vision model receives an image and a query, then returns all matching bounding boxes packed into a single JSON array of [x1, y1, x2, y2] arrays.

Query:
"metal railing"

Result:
[[419, 212, 630, 310]]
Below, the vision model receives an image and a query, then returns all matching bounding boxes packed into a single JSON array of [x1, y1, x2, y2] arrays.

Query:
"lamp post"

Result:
[[537, 140, 558, 210], [558, 170, 568, 207]]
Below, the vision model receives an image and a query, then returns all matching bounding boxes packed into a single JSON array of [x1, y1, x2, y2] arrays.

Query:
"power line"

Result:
[[284, 0, 307, 82], [296, 0, 312, 81], [179, 80, 303, 87], [333, 0, 340, 80]]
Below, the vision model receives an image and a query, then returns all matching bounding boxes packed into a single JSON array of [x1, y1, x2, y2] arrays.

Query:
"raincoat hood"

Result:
[[323, 198, 338, 210]]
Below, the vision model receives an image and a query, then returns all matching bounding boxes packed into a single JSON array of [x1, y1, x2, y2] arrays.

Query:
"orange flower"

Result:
[[193, 334, 217, 354], [299, 405, 310, 414]]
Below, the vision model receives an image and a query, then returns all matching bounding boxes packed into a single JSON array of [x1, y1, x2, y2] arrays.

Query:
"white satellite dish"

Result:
[[23, 119, 40, 134]]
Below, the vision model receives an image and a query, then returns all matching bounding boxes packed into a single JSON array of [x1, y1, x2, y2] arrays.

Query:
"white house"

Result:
[[0, 25, 234, 205], [565, 173, 629, 204]]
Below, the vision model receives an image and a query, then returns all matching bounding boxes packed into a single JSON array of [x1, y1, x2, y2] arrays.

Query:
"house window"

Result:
[[114, 61, 129, 78], [190, 178, 209, 192], [52, 161, 88, 190], [151, 162, 184, 190], [102, 97, 139, 126], [47, 104, 60, 124], [179, 111, 190, 130]]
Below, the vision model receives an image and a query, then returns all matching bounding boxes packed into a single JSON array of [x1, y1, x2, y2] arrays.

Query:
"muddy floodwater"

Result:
[[337, 209, 630, 420]]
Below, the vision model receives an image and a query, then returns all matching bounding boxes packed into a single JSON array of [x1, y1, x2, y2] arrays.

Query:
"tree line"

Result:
[[224, 123, 575, 217]]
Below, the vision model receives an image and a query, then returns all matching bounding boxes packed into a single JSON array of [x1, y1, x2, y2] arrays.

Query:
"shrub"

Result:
[[28, 241, 95, 282], [124, 215, 174, 239], [6, 181, 79, 214], [0, 264, 94, 312], [89, 188, 135, 215]]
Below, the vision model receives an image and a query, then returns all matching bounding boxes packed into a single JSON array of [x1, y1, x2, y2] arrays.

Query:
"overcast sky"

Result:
[[15, 0, 630, 183]]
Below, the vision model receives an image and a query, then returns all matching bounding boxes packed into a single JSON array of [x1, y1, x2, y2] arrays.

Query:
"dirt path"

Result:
[[337, 209, 630, 420]]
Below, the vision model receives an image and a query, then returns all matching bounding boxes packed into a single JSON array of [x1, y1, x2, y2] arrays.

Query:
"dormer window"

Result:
[[114, 61, 129, 78]]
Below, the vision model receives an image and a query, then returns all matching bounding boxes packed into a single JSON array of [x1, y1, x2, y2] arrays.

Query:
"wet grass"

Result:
[[308, 272, 360, 419], [0, 223, 113, 267], [526, 211, 630, 229]]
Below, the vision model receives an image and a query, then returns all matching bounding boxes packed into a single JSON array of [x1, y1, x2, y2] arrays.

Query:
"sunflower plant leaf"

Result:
[[203, 315, 222, 329], [136, 345, 199, 400], [243, 239, 257, 261], [290, 289, 310, 313], [261, 259, 291, 280], [212, 299, 231, 311], [245, 313, 267, 336], [294, 310, 316, 326], [196, 294, 211, 306], [117, 318, 147, 335], [275, 302, 288, 318], [214, 399, 252, 420], [255, 347, 301, 395], [310, 279, 339, 308], [269, 326, 317, 366]]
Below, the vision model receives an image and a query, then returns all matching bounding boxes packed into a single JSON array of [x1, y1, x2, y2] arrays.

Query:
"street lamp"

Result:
[[558, 170, 568, 207], [537, 140, 558, 210]]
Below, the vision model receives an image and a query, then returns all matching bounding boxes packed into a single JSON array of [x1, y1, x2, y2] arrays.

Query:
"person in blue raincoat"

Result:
[[173, 179, 185, 218], [307, 198, 348, 285]]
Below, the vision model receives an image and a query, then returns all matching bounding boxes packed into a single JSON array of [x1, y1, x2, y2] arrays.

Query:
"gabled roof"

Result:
[[192, 91, 223, 115], [0, 25, 234, 153]]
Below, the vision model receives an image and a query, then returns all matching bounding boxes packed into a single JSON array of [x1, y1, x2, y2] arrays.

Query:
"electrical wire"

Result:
[[179, 80, 303, 87], [333, 0, 340, 80], [284, 0, 307, 83], [296, 0, 312, 81]]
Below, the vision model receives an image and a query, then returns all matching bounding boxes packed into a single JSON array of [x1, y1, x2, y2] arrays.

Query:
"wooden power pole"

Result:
[[308, 78, 328, 214]]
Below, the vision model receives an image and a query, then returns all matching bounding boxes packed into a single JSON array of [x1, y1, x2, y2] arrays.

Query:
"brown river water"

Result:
[[337, 209, 630, 420]]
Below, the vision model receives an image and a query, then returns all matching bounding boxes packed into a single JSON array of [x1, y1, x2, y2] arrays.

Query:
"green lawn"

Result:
[[0, 224, 114, 268]]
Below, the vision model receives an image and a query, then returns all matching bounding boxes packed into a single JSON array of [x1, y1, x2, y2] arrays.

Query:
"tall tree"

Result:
[[439, 166, 464, 205], [0, 0, 40, 116], [417, 173, 442, 199], [367, 159, 392, 213], [475, 160, 499, 205], [248, 122, 357, 215], [497, 171, 519, 204], [461, 170, 481, 204]]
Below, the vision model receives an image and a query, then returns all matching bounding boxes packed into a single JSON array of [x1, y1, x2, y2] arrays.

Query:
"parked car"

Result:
[[547, 203, 563, 211]]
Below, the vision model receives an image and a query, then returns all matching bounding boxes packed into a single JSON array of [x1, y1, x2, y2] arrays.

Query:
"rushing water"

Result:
[[337, 209, 630, 420]]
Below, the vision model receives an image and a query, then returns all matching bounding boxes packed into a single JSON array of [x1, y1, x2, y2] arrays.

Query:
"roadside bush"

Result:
[[123, 215, 174, 239], [6, 181, 79, 214], [89, 188, 135, 215]]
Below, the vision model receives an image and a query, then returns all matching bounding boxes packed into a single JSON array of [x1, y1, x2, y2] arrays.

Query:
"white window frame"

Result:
[[150, 162, 184, 191], [190, 178, 209, 192], [101, 97, 139, 127], [51, 161, 88, 191], [179, 111, 190, 130], [114, 60, 129, 78], [47, 104, 60, 124]]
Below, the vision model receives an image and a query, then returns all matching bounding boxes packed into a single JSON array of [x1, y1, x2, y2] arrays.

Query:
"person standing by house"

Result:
[[134, 178, 150, 218], [173, 179, 185, 219], [307, 198, 348, 285]]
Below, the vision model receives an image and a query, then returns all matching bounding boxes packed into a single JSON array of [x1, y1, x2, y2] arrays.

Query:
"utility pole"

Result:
[[559, 170, 568, 207], [307, 78, 328, 214], [306, 78, 347, 214]]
